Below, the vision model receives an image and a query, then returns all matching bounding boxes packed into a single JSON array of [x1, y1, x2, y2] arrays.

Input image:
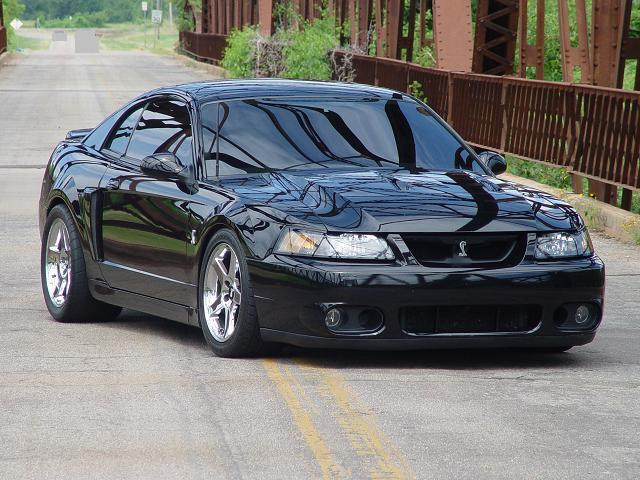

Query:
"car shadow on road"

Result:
[[274, 347, 592, 371], [106, 310, 592, 371], [103, 310, 209, 350]]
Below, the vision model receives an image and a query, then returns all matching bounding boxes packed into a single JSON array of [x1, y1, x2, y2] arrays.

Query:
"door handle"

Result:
[[105, 178, 120, 191]]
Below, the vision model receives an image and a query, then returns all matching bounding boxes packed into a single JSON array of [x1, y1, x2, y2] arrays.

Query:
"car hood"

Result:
[[216, 169, 583, 233]]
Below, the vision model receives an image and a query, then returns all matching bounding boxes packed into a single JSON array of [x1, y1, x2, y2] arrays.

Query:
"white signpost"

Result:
[[10, 19, 23, 31], [151, 10, 163, 25], [151, 9, 162, 44], [10, 19, 23, 51], [142, 2, 148, 48]]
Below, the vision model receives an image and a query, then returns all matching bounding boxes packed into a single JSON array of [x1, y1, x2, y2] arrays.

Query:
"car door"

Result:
[[98, 97, 196, 304]]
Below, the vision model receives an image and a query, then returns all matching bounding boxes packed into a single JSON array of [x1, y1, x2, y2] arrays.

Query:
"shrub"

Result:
[[282, 16, 337, 80], [42, 11, 108, 29], [221, 26, 259, 78], [221, 16, 338, 80]]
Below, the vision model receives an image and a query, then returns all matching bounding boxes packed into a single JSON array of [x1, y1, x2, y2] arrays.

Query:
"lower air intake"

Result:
[[400, 305, 541, 335]]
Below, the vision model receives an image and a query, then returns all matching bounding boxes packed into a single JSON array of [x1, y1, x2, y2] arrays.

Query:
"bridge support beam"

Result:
[[473, 0, 519, 75], [433, 0, 473, 71], [518, 0, 545, 79]]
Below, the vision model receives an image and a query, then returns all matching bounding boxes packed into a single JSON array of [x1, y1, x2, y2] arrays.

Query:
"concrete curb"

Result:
[[503, 173, 640, 246], [174, 49, 227, 78]]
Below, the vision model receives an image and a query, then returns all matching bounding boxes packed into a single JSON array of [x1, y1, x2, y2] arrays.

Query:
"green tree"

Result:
[[3, 0, 26, 50]]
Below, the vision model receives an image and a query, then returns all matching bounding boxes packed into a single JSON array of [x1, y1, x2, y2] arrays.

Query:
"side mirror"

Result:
[[141, 153, 198, 193], [141, 153, 186, 178], [477, 151, 507, 176]]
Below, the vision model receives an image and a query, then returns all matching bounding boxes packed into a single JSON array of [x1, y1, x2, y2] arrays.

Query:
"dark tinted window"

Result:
[[104, 106, 143, 154], [201, 103, 218, 177], [84, 110, 121, 150], [200, 98, 483, 177], [126, 99, 193, 166]]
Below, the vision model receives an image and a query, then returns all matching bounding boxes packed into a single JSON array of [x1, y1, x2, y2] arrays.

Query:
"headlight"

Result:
[[535, 230, 593, 260], [275, 229, 395, 260]]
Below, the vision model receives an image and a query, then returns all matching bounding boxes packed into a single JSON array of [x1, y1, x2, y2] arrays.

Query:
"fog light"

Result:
[[575, 305, 591, 324], [325, 308, 344, 328]]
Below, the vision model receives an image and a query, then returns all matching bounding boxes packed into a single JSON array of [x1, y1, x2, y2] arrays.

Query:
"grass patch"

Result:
[[506, 156, 573, 190], [99, 22, 179, 56], [11, 34, 51, 51]]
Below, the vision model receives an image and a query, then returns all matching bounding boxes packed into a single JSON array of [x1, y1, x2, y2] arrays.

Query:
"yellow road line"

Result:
[[262, 358, 343, 479], [297, 360, 412, 480]]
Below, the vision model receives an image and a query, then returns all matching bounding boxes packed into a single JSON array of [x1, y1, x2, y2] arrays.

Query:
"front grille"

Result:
[[402, 233, 527, 268], [400, 305, 541, 335]]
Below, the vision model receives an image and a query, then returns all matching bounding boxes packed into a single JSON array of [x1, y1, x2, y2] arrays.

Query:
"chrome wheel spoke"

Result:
[[203, 242, 242, 343], [45, 219, 72, 308], [225, 303, 237, 338], [213, 252, 228, 279], [212, 299, 225, 316], [228, 253, 238, 282]]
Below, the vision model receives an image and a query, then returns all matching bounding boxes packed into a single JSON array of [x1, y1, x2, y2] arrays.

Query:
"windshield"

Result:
[[200, 97, 485, 177]]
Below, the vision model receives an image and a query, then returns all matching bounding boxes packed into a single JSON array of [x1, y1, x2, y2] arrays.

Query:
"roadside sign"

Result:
[[151, 10, 162, 25], [10, 18, 23, 31], [141, 2, 148, 12]]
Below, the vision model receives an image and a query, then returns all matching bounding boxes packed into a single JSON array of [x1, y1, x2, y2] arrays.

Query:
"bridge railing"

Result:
[[332, 52, 640, 194], [179, 36, 640, 199], [180, 31, 227, 64], [0, 26, 7, 55]]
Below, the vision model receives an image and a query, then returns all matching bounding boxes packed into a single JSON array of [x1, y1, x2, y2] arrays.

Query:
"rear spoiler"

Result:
[[65, 128, 93, 142]]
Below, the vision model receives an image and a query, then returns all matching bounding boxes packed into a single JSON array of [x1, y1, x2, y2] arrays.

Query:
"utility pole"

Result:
[[156, 0, 161, 41], [142, 2, 148, 48]]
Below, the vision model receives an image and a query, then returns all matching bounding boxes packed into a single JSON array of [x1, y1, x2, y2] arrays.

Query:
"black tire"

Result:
[[198, 229, 263, 358], [41, 204, 121, 323]]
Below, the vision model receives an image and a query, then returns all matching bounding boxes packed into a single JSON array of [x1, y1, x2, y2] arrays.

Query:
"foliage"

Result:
[[41, 11, 108, 28], [506, 156, 572, 191], [221, 25, 259, 78], [175, 0, 201, 33], [22, 0, 142, 23], [411, 8, 435, 68], [408, 80, 429, 104], [3, 0, 26, 50], [222, 14, 339, 81], [631, 1, 640, 38], [282, 16, 337, 80]]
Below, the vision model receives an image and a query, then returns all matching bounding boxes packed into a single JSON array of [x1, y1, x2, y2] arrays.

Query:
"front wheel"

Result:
[[199, 229, 263, 357]]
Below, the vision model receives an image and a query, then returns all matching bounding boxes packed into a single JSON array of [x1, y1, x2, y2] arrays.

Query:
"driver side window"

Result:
[[125, 99, 193, 167]]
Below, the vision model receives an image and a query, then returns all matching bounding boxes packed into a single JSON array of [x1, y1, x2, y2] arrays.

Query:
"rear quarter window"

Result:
[[83, 111, 121, 151]]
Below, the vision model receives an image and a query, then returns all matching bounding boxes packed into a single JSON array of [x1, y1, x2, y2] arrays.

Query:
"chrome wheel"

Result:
[[45, 218, 71, 307], [203, 242, 242, 342]]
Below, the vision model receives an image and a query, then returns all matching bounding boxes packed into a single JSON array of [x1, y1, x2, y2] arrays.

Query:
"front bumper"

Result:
[[248, 254, 605, 350]]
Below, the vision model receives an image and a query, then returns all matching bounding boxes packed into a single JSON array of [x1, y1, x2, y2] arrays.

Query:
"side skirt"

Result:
[[89, 279, 197, 326]]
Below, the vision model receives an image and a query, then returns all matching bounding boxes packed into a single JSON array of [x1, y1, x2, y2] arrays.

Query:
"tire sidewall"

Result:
[[198, 229, 256, 355], [41, 204, 81, 321]]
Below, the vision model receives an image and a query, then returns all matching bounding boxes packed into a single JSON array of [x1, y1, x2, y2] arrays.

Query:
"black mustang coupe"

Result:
[[39, 79, 604, 357]]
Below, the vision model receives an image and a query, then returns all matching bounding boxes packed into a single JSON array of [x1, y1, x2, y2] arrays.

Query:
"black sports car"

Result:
[[39, 79, 605, 357]]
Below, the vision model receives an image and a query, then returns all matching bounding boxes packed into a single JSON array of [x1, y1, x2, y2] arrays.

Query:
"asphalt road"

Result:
[[1, 33, 640, 480]]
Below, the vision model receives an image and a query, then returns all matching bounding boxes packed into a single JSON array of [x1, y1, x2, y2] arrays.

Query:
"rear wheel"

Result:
[[41, 204, 121, 322], [199, 229, 263, 357]]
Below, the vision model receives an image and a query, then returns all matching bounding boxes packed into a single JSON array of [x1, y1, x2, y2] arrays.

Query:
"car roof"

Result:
[[150, 79, 407, 105]]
